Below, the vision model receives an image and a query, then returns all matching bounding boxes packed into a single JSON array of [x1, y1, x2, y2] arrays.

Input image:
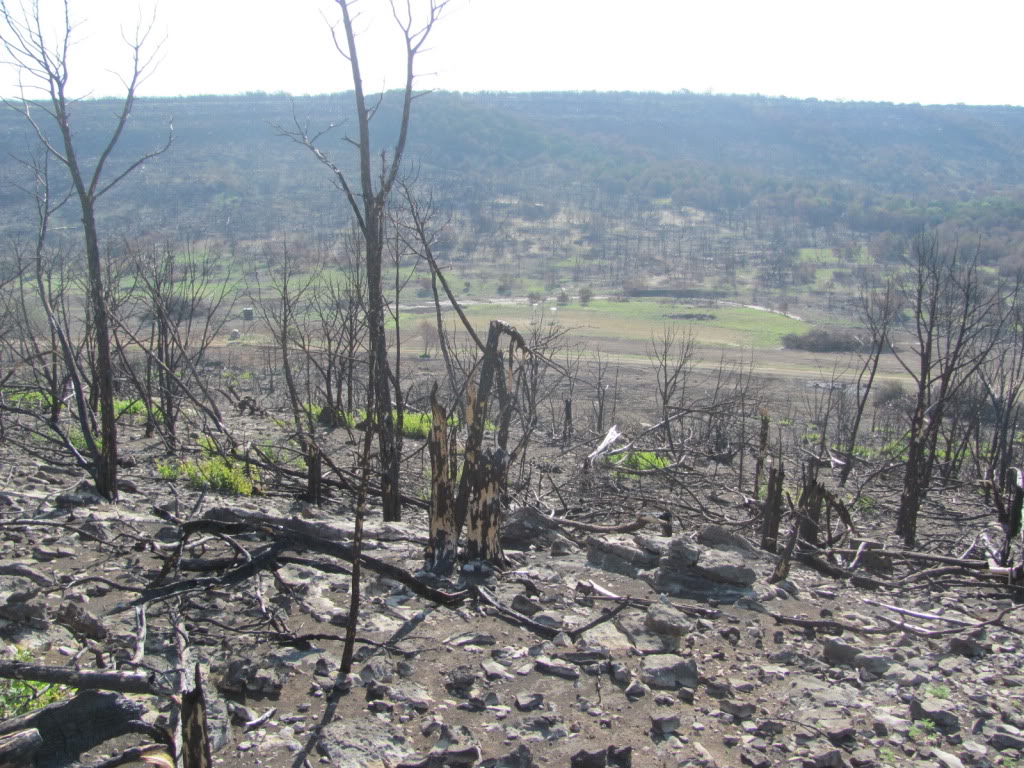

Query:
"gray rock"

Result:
[[651, 713, 681, 735], [872, 713, 910, 737], [480, 744, 537, 768], [853, 652, 892, 677], [740, 749, 771, 768], [721, 699, 757, 720], [624, 679, 649, 699], [515, 692, 544, 712], [639, 654, 699, 691], [822, 639, 861, 666], [570, 748, 607, 768], [318, 719, 411, 767], [804, 742, 844, 767], [697, 524, 757, 553], [633, 534, 672, 557], [663, 537, 701, 567], [910, 697, 960, 731], [535, 657, 580, 679], [481, 744, 537, 768], [448, 631, 496, 646], [616, 611, 675, 653], [586, 535, 660, 575], [929, 747, 966, 768], [989, 730, 1024, 751], [849, 748, 878, 768], [511, 594, 541, 616], [693, 549, 757, 586], [644, 603, 693, 636], [949, 636, 986, 658], [532, 611, 564, 629], [482, 660, 513, 680]]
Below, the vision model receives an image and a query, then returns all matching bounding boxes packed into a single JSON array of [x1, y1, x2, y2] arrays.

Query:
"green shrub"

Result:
[[112, 398, 146, 420], [0, 648, 74, 719], [925, 683, 951, 699], [186, 458, 255, 495], [157, 455, 256, 495], [611, 451, 670, 471], [782, 328, 862, 352], [399, 411, 433, 439]]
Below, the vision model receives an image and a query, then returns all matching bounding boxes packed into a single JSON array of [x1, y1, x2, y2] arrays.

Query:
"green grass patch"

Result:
[[158, 456, 256, 495], [159, 437, 257, 495], [0, 648, 74, 719], [611, 450, 670, 471], [451, 299, 805, 351], [3, 390, 57, 410]]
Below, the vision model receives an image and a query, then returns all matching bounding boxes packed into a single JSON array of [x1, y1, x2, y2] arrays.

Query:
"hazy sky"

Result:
[[3, 0, 1022, 106]]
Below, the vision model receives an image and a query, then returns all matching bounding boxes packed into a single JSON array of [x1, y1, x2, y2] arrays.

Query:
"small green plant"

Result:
[[181, 458, 255, 495], [878, 746, 896, 765], [156, 459, 180, 480], [925, 683, 951, 699], [0, 648, 74, 719], [398, 411, 433, 440], [112, 398, 146, 420], [157, 453, 256, 496], [908, 718, 936, 741], [611, 451, 670, 471]]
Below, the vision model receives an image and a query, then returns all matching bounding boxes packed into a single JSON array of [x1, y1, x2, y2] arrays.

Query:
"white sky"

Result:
[[2, 0, 1023, 106]]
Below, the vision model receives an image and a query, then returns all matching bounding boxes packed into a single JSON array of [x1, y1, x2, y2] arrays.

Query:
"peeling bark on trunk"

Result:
[[454, 320, 527, 566], [463, 447, 509, 564], [427, 386, 457, 574]]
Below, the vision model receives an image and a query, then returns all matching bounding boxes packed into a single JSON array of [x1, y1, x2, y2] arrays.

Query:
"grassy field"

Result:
[[409, 298, 807, 358]]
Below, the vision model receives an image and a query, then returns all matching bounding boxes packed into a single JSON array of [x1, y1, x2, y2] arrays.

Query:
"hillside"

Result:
[[2, 91, 1024, 255]]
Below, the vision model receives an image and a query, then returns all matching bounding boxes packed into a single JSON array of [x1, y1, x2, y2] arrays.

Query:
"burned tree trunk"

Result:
[[798, 473, 826, 548], [454, 320, 528, 566], [753, 410, 770, 499], [760, 463, 785, 553], [426, 385, 457, 574]]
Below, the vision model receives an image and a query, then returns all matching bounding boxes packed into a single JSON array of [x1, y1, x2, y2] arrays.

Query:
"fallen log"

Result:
[[0, 729, 42, 767], [202, 507, 468, 607], [0, 690, 159, 768], [552, 515, 656, 534], [0, 662, 165, 696]]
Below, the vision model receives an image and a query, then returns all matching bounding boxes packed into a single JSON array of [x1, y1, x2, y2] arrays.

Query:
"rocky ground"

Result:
[[0, 435, 1022, 768]]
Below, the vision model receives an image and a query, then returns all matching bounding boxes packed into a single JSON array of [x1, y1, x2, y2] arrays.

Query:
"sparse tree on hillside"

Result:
[[0, 0, 172, 499]]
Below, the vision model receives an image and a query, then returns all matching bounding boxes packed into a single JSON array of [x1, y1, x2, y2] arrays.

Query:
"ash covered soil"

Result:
[[0, 417, 1021, 768]]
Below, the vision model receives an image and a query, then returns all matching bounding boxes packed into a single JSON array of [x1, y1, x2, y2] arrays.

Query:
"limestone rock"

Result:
[[639, 654, 698, 691]]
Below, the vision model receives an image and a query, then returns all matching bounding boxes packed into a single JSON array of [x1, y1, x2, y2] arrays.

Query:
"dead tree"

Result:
[[0, 0, 172, 499], [838, 280, 899, 486], [893, 234, 1008, 546], [277, 0, 448, 522], [424, 321, 530, 570], [457, 321, 528, 564], [249, 242, 324, 503], [426, 384, 457, 573], [759, 463, 785, 553]]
